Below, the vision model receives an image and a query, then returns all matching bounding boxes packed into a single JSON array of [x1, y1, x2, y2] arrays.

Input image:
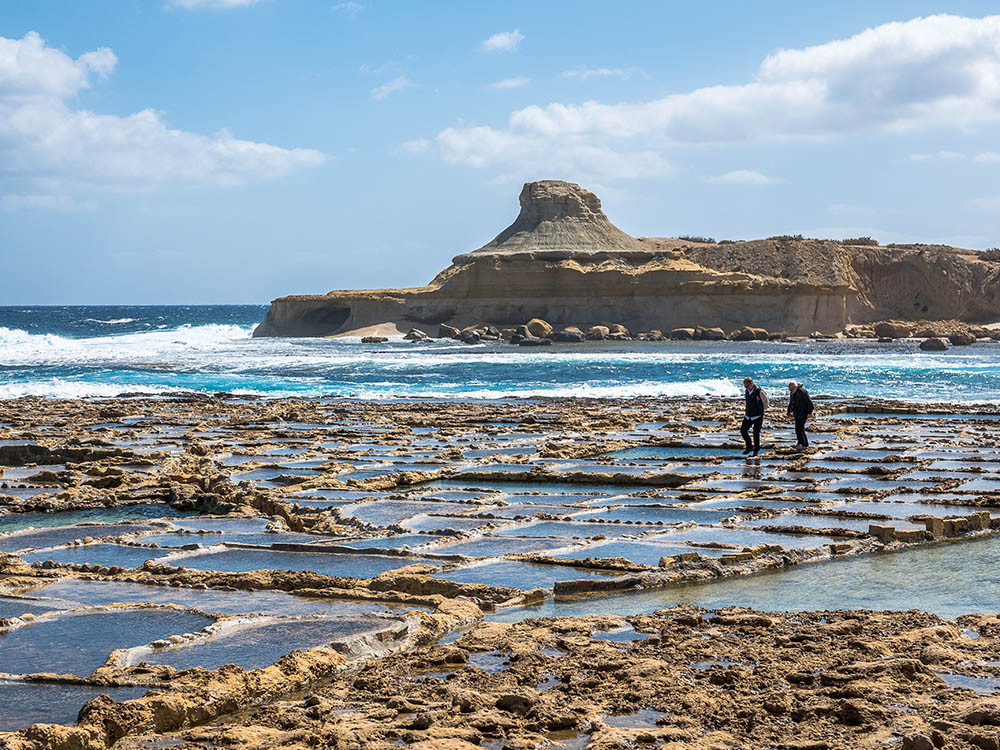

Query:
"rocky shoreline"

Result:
[[1, 395, 1000, 748]]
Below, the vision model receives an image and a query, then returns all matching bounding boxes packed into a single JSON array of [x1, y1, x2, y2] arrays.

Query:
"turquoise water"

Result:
[[4, 306, 1000, 401], [0, 505, 186, 533]]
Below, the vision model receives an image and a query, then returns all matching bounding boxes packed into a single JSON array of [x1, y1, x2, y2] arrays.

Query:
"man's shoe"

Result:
[[742, 448, 752, 454], [751, 450, 759, 457]]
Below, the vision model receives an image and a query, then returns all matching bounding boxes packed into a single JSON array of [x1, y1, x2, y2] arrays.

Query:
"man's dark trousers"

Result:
[[741, 417, 761, 452], [794, 415, 808, 447]]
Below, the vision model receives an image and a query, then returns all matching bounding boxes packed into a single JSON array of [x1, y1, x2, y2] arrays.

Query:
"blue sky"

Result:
[[2, 0, 1000, 304]]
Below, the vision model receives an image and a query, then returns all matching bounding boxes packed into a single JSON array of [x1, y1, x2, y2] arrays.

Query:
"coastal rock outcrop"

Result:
[[254, 180, 1000, 338]]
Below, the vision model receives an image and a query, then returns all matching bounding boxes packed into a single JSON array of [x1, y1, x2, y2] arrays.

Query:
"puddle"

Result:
[[0, 595, 66, 619], [0, 678, 147, 732], [133, 616, 397, 671], [553, 540, 722, 567], [650, 525, 838, 549], [956, 479, 1000, 493], [401, 516, 496, 533], [342, 501, 475, 527], [581, 507, 727, 525], [489, 535, 1000, 622], [339, 535, 439, 550], [434, 560, 621, 589], [744, 515, 922, 533], [601, 707, 668, 728], [937, 673, 1000, 694], [21, 543, 167, 569], [495, 521, 646, 539], [0, 524, 160, 554], [431, 536, 572, 557], [0, 608, 212, 676], [18, 579, 388, 617], [592, 625, 649, 643], [468, 650, 507, 673], [172, 518, 272, 534], [692, 659, 738, 670], [169, 548, 436, 579]]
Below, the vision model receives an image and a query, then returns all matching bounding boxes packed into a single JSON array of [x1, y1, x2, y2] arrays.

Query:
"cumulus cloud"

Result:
[[371, 76, 412, 100], [332, 2, 364, 13], [709, 170, 780, 184], [481, 29, 524, 53], [434, 126, 672, 181], [560, 67, 646, 81], [487, 77, 530, 90], [0, 32, 325, 206], [168, 0, 261, 8], [415, 15, 1000, 180]]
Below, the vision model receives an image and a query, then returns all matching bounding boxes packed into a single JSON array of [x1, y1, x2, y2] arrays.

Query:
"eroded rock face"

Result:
[[468, 180, 646, 257], [253, 180, 1000, 338]]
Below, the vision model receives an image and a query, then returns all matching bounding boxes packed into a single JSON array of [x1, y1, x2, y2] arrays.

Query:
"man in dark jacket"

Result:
[[740, 377, 765, 456], [787, 381, 814, 449]]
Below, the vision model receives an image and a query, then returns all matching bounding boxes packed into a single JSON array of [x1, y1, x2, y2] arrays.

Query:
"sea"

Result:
[[1, 305, 999, 402]]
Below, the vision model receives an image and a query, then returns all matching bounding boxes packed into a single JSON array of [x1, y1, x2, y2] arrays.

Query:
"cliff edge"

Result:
[[254, 180, 1000, 338]]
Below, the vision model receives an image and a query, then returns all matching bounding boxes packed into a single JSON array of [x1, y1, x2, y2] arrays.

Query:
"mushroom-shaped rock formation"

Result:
[[254, 180, 1000, 338]]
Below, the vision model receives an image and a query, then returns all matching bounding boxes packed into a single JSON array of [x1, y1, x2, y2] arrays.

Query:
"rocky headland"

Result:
[[253, 180, 1000, 340]]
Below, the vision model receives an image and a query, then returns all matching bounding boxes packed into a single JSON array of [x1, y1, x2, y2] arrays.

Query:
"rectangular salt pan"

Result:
[[169, 548, 436, 578], [434, 560, 622, 589]]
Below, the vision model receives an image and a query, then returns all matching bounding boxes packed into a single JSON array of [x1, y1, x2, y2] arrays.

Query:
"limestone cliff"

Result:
[[253, 180, 1000, 338]]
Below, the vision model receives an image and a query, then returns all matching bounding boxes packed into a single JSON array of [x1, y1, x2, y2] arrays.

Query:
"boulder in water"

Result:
[[526, 318, 553, 338]]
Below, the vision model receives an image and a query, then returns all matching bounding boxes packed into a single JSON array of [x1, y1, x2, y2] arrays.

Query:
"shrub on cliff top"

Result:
[[981, 248, 1000, 261], [678, 235, 715, 244], [842, 236, 879, 245]]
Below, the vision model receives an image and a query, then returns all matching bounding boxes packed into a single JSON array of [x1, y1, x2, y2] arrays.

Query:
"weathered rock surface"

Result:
[[253, 180, 1000, 339]]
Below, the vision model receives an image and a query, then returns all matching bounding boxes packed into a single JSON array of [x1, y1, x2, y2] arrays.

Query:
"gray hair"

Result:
[[788, 381, 800, 388]]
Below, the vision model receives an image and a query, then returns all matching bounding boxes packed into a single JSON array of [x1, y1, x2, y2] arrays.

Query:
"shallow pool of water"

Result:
[[13, 579, 388, 617], [170, 548, 435, 579], [21, 543, 166, 569], [0, 524, 160, 553], [496, 520, 645, 539], [0, 679, 147, 731], [0, 608, 212, 676], [431, 536, 573, 557], [490, 535, 1000, 621], [135, 616, 393, 671], [0, 505, 185, 533], [435, 560, 622, 589]]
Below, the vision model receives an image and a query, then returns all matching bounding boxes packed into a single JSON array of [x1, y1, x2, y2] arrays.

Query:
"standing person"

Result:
[[740, 377, 765, 456], [787, 381, 814, 449]]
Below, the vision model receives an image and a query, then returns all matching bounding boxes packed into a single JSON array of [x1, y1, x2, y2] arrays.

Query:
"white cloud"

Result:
[[0, 32, 325, 204], [400, 138, 430, 154], [560, 67, 646, 81], [168, 0, 261, 8], [972, 196, 1000, 211], [481, 29, 524, 53], [709, 169, 780, 185], [420, 15, 1000, 180], [333, 2, 364, 13], [910, 150, 965, 160], [976, 152, 1000, 163], [432, 126, 672, 181], [371, 76, 412, 100], [486, 77, 530, 90]]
